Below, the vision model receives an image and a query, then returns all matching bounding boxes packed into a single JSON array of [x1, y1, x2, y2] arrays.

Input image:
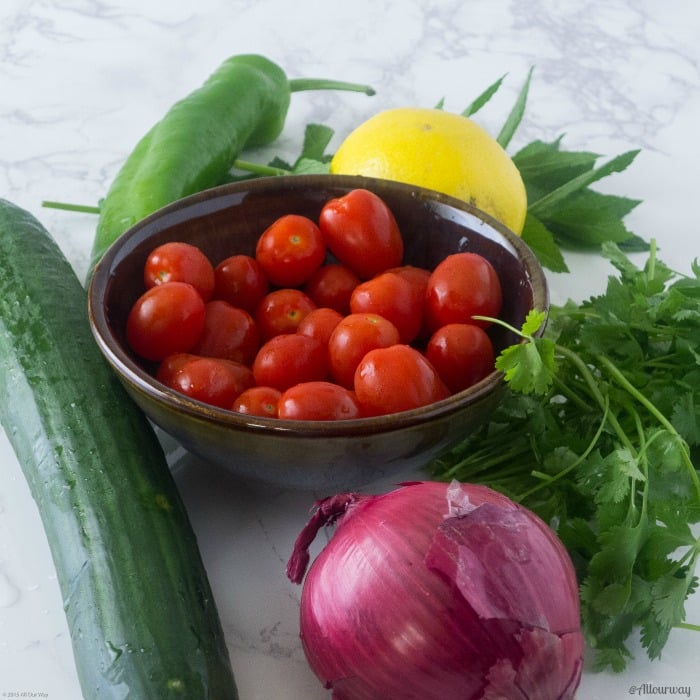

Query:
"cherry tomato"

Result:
[[303, 263, 361, 314], [232, 386, 282, 418], [252, 334, 329, 391], [386, 264, 432, 338], [213, 254, 269, 312], [349, 271, 423, 344], [126, 281, 205, 362], [354, 344, 449, 416], [162, 356, 255, 409], [425, 252, 502, 332], [278, 381, 362, 421], [144, 241, 215, 300], [255, 288, 317, 340], [255, 214, 326, 287], [318, 188, 403, 279], [296, 307, 344, 346], [328, 313, 401, 389], [425, 323, 495, 393], [156, 352, 199, 385], [189, 300, 259, 365]]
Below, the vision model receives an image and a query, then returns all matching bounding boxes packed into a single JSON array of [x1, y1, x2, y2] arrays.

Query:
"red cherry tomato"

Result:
[[386, 265, 432, 339], [252, 334, 329, 391], [255, 214, 326, 287], [425, 323, 495, 393], [425, 252, 502, 332], [162, 356, 255, 409], [126, 281, 205, 362], [191, 300, 260, 365], [296, 307, 344, 346], [278, 381, 362, 421], [213, 254, 269, 312], [349, 271, 423, 344], [328, 313, 401, 389], [156, 353, 199, 385], [303, 263, 361, 314], [144, 241, 215, 301], [255, 288, 317, 340], [318, 188, 403, 279], [354, 344, 449, 416], [232, 386, 282, 418]]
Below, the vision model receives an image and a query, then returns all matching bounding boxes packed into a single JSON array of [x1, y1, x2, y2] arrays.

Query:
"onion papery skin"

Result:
[[288, 481, 583, 700]]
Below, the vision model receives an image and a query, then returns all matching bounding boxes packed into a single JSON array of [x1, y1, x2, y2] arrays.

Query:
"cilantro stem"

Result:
[[554, 344, 635, 455], [516, 395, 609, 501], [437, 441, 533, 481], [675, 622, 700, 633], [647, 238, 658, 279], [597, 354, 700, 498], [550, 372, 593, 413]]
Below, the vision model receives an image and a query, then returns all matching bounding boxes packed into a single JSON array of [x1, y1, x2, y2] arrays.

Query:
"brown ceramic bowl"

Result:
[[88, 174, 547, 491]]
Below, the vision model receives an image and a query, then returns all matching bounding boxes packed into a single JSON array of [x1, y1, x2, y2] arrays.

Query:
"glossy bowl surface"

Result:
[[88, 174, 548, 490]]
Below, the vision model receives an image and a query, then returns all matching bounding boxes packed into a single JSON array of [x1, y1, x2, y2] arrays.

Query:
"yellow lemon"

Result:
[[330, 107, 527, 235]]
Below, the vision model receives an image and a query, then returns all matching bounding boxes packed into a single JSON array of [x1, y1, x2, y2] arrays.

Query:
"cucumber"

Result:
[[0, 199, 238, 699]]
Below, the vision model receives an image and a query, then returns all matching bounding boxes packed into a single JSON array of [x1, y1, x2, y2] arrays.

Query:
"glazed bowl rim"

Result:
[[88, 173, 548, 438]]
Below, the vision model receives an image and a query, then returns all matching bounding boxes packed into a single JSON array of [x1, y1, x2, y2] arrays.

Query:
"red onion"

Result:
[[287, 480, 583, 700]]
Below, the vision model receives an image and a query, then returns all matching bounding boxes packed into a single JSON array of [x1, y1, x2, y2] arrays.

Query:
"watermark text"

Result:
[[629, 684, 692, 697]]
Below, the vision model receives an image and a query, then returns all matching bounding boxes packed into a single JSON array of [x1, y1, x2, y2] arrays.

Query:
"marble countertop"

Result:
[[2, 1, 699, 698]]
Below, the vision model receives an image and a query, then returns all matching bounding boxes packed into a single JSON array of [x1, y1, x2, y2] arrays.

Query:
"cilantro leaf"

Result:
[[672, 393, 700, 446], [495, 336, 557, 395], [520, 308, 548, 336]]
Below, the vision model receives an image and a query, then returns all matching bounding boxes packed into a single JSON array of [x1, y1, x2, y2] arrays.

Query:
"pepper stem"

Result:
[[288, 78, 376, 96]]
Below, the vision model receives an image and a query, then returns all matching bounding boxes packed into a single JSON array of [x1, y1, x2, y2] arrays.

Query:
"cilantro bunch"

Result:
[[432, 242, 700, 670]]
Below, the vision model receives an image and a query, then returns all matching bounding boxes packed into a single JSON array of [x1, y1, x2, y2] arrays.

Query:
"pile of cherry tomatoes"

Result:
[[125, 188, 502, 420]]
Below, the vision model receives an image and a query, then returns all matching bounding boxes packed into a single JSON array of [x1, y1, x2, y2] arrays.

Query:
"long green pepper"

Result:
[[89, 53, 374, 274]]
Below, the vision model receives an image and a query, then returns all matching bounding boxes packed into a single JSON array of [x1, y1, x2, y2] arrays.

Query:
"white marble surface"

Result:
[[1, 1, 700, 698]]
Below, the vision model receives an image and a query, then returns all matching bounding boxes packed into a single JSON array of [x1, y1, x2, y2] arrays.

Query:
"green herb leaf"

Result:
[[298, 123, 334, 162], [512, 138, 600, 199], [495, 336, 557, 395], [520, 212, 569, 272], [496, 66, 533, 149], [461, 74, 507, 117], [528, 149, 641, 218], [540, 189, 641, 248], [291, 158, 331, 174]]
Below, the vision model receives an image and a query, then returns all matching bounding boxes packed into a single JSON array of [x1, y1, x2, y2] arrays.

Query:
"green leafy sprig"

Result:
[[432, 242, 700, 670], [457, 69, 646, 272]]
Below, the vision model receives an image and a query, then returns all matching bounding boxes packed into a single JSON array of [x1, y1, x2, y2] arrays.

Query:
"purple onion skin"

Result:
[[288, 481, 583, 700]]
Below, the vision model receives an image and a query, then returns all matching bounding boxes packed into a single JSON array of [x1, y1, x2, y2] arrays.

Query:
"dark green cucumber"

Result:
[[0, 199, 238, 699]]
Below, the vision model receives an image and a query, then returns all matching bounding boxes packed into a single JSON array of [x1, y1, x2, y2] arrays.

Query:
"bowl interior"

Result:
[[91, 174, 547, 435]]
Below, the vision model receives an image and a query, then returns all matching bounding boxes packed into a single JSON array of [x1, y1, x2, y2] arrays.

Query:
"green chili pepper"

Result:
[[89, 53, 374, 274]]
